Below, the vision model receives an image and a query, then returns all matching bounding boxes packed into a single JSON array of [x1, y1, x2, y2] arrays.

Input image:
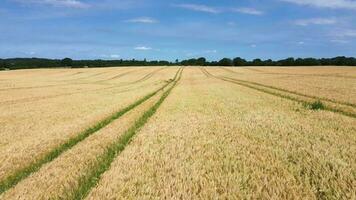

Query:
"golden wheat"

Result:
[[212, 67, 356, 105], [86, 67, 355, 199], [0, 86, 166, 199], [0, 66, 354, 199], [0, 67, 176, 182]]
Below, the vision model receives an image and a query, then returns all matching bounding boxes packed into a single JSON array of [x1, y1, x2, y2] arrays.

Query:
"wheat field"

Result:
[[0, 66, 355, 199]]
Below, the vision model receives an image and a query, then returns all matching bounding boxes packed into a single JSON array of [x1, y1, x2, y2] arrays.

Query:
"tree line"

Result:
[[180, 57, 356, 66], [1, 56, 355, 70], [0, 58, 170, 70]]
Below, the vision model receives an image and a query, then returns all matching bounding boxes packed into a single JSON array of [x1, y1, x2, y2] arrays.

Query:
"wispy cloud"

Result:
[[175, 4, 263, 15], [331, 39, 350, 43], [125, 17, 158, 24], [334, 29, 356, 37], [90, 0, 145, 10], [134, 46, 152, 50], [204, 50, 218, 53], [99, 54, 121, 59], [110, 54, 120, 58], [281, 0, 356, 9], [295, 18, 337, 26], [13, 0, 90, 8], [233, 7, 264, 15], [174, 4, 220, 14]]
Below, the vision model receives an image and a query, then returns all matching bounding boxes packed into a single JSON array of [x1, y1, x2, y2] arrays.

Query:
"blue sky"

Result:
[[0, 0, 356, 61]]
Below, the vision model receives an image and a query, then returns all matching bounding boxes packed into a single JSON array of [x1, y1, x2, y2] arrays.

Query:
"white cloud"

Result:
[[110, 54, 120, 58], [13, 0, 90, 8], [125, 17, 158, 24], [251, 44, 257, 48], [204, 50, 218, 53], [295, 18, 337, 26], [134, 46, 152, 50], [99, 54, 120, 59], [330, 39, 350, 43], [26, 51, 36, 55], [174, 4, 220, 14], [175, 4, 264, 15], [281, 0, 356, 9], [334, 29, 356, 37], [343, 30, 356, 37], [298, 41, 305, 45], [233, 7, 264, 15]]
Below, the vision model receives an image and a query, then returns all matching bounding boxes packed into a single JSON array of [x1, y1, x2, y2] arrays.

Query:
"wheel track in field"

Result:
[[242, 67, 356, 79], [0, 67, 182, 195], [0, 70, 116, 91], [69, 67, 148, 84], [200, 67, 356, 118], [68, 67, 184, 200], [92, 69, 138, 83], [200, 66, 211, 77], [219, 67, 356, 108], [61, 67, 162, 85], [0, 67, 168, 106], [70, 70, 119, 80], [0, 68, 136, 91], [61, 71, 85, 77], [131, 67, 168, 84], [63, 68, 146, 83]]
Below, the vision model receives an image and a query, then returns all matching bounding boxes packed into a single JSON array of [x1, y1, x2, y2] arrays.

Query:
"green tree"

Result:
[[251, 59, 263, 66], [278, 57, 295, 66], [218, 58, 233, 66], [233, 57, 247, 66], [264, 59, 274, 66], [196, 57, 207, 66], [61, 58, 73, 67]]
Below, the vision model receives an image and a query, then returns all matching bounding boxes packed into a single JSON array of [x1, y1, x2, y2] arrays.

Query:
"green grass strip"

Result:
[[202, 68, 356, 118], [69, 68, 183, 200], [0, 68, 181, 195]]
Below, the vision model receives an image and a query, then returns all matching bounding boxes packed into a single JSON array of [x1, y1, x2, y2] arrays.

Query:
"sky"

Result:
[[0, 0, 356, 61]]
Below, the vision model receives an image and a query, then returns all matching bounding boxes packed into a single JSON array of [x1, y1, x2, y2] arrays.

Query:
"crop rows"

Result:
[[201, 67, 356, 118], [0, 67, 182, 196], [0, 66, 354, 199], [0, 67, 166, 105], [242, 67, 356, 79], [84, 67, 355, 199], [220, 67, 356, 107]]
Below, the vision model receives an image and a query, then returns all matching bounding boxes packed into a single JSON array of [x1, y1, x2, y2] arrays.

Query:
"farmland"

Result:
[[0, 66, 355, 199]]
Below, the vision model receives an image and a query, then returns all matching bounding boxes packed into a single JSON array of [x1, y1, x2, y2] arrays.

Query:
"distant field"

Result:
[[0, 66, 355, 199]]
